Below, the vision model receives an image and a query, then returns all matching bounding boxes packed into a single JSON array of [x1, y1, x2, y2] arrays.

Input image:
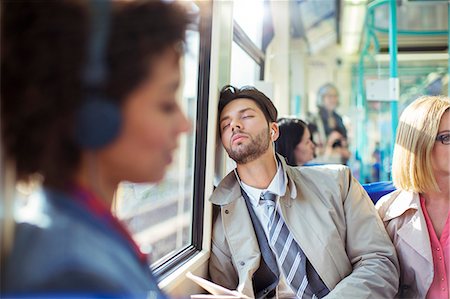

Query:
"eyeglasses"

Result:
[[435, 132, 450, 145]]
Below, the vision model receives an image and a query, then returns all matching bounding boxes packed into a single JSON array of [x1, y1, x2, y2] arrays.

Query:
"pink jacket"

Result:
[[376, 190, 434, 298]]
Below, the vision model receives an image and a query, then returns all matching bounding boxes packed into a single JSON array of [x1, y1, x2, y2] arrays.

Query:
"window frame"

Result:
[[233, 21, 266, 81], [232, 0, 274, 81], [152, 0, 213, 280]]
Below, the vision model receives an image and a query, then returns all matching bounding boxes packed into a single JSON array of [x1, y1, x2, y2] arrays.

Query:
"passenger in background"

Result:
[[376, 96, 450, 299], [275, 118, 315, 166], [1, 1, 190, 297], [209, 85, 399, 298], [307, 125, 350, 165], [371, 142, 382, 182], [322, 130, 351, 165], [309, 83, 349, 164]]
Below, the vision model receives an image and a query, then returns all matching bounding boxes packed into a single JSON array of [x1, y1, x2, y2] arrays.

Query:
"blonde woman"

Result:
[[376, 96, 450, 298]]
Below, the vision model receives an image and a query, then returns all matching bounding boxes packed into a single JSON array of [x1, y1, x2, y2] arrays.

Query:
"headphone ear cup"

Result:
[[75, 97, 121, 150]]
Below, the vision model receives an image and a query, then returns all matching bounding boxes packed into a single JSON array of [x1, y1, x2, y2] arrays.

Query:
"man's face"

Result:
[[219, 98, 271, 164]]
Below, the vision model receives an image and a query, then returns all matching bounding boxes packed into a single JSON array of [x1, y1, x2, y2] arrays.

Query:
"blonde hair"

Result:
[[392, 95, 450, 193]]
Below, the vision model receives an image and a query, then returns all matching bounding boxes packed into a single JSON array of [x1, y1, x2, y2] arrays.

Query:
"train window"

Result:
[[115, 34, 196, 263], [115, 27, 199, 264], [114, 0, 212, 278], [230, 42, 261, 87], [233, 0, 264, 47], [230, 0, 267, 86]]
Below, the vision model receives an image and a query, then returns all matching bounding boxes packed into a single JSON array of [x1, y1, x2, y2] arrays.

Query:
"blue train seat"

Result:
[[362, 181, 396, 204]]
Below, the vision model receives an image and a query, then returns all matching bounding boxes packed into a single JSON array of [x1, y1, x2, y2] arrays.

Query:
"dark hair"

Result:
[[275, 118, 308, 166], [275, 118, 312, 166], [307, 122, 318, 137], [218, 85, 278, 135], [1, 0, 191, 189]]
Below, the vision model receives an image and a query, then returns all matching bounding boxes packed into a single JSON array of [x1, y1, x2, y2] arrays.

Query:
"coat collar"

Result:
[[382, 190, 420, 222], [383, 190, 433, 264], [210, 154, 296, 206]]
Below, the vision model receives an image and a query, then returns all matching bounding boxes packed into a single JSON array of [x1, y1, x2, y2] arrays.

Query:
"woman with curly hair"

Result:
[[1, 1, 191, 296]]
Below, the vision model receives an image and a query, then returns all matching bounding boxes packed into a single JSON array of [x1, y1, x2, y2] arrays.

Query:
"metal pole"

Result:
[[389, 0, 398, 179]]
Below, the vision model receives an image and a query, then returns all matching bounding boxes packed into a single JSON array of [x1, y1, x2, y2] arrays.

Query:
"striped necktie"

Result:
[[261, 191, 318, 299]]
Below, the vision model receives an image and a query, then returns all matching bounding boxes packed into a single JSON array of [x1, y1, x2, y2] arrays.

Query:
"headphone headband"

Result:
[[83, 0, 111, 88], [75, 0, 121, 150]]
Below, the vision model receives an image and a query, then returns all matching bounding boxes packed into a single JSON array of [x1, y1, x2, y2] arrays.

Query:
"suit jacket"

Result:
[[209, 156, 399, 298], [376, 190, 433, 298], [3, 188, 166, 298]]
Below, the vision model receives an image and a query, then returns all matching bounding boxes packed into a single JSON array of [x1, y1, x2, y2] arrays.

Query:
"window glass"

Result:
[[230, 42, 261, 87], [115, 29, 200, 266], [233, 0, 264, 47]]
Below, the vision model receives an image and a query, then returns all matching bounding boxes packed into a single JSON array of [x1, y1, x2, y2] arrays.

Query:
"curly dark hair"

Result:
[[1, 0, 191, 189]]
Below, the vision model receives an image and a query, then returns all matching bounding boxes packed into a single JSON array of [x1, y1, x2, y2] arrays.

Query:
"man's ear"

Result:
[[270, 122, 279, 141]]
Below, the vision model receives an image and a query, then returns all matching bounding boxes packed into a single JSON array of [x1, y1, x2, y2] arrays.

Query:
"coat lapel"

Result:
[[277, 166, 339, 290], [220, 195, 262, 296], [397, 216, 433, 264], [391, 192, 433, 265]]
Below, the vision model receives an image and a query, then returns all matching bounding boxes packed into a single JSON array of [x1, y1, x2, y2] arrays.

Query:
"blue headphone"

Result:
[[74, 0, 121, 150]]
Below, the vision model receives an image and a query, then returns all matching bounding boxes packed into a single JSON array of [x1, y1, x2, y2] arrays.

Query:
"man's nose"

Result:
[[231, 120, 242, 132]]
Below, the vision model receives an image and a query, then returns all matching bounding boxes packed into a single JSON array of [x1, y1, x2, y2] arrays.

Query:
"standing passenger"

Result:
[[1, 1, 190, 297], [209, 85, 399, 298], [376, 96, 450, 299], [309, 83, 349, 164]]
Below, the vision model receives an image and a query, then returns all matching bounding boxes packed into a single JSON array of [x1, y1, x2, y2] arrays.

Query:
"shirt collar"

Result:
[[235, 161, 290, 208]]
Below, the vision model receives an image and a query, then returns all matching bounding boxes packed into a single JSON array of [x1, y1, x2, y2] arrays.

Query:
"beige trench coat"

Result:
[[209, 157, 399, 298], [376, 190, 434, 298]]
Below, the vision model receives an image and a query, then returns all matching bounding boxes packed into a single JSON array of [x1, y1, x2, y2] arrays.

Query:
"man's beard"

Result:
[[226, 128, 270, 164]]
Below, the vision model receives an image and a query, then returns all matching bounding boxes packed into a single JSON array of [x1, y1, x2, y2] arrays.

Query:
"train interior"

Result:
[[1, 0, 449, 296]]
